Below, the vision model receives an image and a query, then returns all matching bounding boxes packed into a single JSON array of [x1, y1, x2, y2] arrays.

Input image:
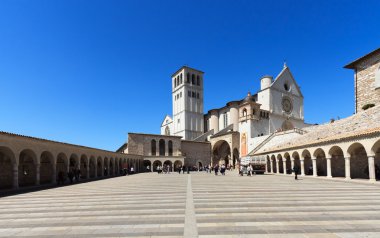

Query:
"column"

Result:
[[13, 163, 19, 189], [300, 158, 305, 176], [270, 159, 274, 173], [275, 158, 280, 174], [151, 162, 153, 172], [52, 164, 57, 185], [36, 163, 40, 186], [368, 156, 376, 182], [312, 158, 317, 177], [290, 158, 295, 175], [345, 157, 351, 179], [283, 160, 287, 174], [326, 157, 332, 178]]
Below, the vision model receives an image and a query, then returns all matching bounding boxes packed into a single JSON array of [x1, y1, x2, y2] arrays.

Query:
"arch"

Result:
[[266, 155, 271, 173], [277, 154, 284, 173], [69, 153, 79, 170], [283, 152, 291, 174], [151, 139, 156, 156], [313, 148, 327, 176], [163, 160, 173, 172], [143, 160, 152, 172], [291, 151, 301, 174], [168, 140, 173, 156], [56, 153, 68, 182], [80, 154, 88, 179], [174, 160, 183, 172], [89, 156, 96, 178], [40, 151, 54, 184], [327, 146, 345, 177], [18, 149, 37, 187], [104, 157, 109, 176], [347, 142, 369, 179], [212, 140, 231, 166], [271, 155, 277, 173], [0, 146, 16, 189], [97, 156, 102, 177], [301, 149, 312, 175], [153, 160, 162, 172], [159, 139, 165, 156]]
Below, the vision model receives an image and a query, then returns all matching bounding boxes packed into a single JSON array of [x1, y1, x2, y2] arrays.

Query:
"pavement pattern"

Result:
[[1, 172, 380, 238]]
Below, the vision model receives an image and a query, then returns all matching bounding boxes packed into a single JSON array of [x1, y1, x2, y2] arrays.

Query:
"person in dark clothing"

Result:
[[293, 165, 300, 180], [214, 165, 219, 176]]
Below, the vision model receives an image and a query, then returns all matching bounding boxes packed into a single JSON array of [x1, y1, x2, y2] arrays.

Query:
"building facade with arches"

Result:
[[250, 47, 380, 182], [0, 132, 143, 190]]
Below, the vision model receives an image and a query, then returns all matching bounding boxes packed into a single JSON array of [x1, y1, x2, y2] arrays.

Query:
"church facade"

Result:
[[161, 65, 309, 167]]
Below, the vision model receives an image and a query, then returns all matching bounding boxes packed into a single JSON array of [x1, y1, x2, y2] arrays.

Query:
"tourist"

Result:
[[130, 166, 134, 175], [293, 164, 299, 180], [248, 164, 253, 176], [178, 166, 182, 174], [182, 165, 186, 174], [221, 164, 226, 175]]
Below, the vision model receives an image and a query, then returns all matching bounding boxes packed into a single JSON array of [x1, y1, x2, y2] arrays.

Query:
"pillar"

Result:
[[326, 157, 332, 178], [36, 163, 40, 186], [270, 159, 274, 173], [300, 158, 305, 176], [312, 158, 317, 177], [13, 163, 19, 189], [283, 160, 287, 174], [368, 156, 376, 182], [275, 158, 280, 174], [151, 162, 153, 172], [345, 157, 351, 179], [290, 158, 295, 175]]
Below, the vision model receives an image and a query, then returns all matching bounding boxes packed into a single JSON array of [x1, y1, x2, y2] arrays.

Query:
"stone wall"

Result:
[[356, 51, 380, 112], [181, 140, 211, 167]]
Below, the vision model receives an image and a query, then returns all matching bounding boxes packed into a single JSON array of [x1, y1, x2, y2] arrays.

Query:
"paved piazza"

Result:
[[1, 173, 380, 238]]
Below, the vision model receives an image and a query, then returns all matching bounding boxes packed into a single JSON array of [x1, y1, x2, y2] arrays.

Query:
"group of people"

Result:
[[57, 168, 81, 185], [155, 165, 172, 174]]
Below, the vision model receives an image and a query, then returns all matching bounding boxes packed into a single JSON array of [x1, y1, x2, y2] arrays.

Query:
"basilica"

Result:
[[159, 64, 309, 168]]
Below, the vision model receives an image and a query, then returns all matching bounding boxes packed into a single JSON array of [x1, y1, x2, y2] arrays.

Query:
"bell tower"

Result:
[[172, 66, 204, 140]]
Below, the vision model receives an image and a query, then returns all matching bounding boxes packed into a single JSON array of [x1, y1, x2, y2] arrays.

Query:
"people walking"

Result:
[[214, 164, 219, 175], [293, 164, 300, 180], [221, 164, 226, 175]]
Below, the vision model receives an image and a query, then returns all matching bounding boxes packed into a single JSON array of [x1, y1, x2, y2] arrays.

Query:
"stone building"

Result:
[[0, 131, 143, 190], [118, 133, 211, 171], [345, 48, 380, 113], [250, 47, 380, 182], [161, 64, 309, 167]]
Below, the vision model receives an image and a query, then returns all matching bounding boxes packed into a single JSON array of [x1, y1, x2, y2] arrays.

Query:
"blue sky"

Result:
[[0, 0, 379, 151]]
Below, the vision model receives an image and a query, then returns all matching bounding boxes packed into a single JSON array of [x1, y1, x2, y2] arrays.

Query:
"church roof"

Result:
[[251, 105, 380, 155], [171, 66, 204, 77], [344, 47, 380, 69]]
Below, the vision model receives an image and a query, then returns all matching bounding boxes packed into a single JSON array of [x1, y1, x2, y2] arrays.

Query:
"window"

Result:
[[242, 108, 247, 117], [376, 67, 380, 89], [223, 112, 228, 128], [159, 139, 165, 156], [151, 140, 156, 156], [192, 91, 195, 98], [197, 75, 200, 86], [188, 91, 191, 97], [180, 74, 182, 84], [192, 74, 195, 84], [187, 73, 190, 83], [168, 140, 173, 156], [177, 77, 179, 86], [174, 79, 177, 88], [197, 92, 199, 99]]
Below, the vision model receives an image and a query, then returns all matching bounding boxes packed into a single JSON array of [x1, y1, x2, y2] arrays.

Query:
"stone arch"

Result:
[[212, 140, 231, 166], [174, 160, 182, 171], [97, 156, 102, 177], [277, 154, 284, 173], [69, 153, 79, 171], [143, 160, 152, 172], [271, 154, 276, 173], [153, 160, 162, 172], [0, 146, 16, 189], [301, 149, 312, 175], [313, 148, 327, 176], [372, 139, 380, 180], [348, 142, 369, 179], [80, 154, 88, 179], [284, 152, 291, 174], [104, 157, 109, 176], [40, 151, 54, 184], [159, 139, 165, 156], [163, 160, 172, 172], [168, 140, 173, 156], [18, 149, 37, 187], [56, 153, 68, 181], [266, 155, 271, 173], [292, 151, 301, 174], [328, 146, 345, 177], [89, 156, 96, 178]]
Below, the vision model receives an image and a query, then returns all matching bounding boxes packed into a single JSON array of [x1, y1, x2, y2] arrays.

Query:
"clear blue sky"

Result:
[[0, 0, 379, 151]]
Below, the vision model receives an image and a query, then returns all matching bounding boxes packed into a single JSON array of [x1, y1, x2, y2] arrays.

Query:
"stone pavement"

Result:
[[1, 172, 380, 238]]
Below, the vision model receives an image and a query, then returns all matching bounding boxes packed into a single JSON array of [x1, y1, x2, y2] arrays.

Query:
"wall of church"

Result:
[[270, 89, 303, 120], [257, 89, 271, 111], [127, 133, 182, 156], [181, 140, 211, 167], [355, 51, 380, 113]]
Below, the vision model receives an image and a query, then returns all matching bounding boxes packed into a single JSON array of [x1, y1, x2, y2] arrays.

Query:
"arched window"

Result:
[[197, 75, 200, 86], [242, 108, 247, 117], [168, 140, 173, 156], [180, 73, 183, 84], [174, 78, 177, 88], [165, 126, 170, 135], [192, 74, 195, 84], [376, 66, 380, 89], [187, 73, 190, 83], [159, 139, 165, 156], [151, 139, 156, 156]]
